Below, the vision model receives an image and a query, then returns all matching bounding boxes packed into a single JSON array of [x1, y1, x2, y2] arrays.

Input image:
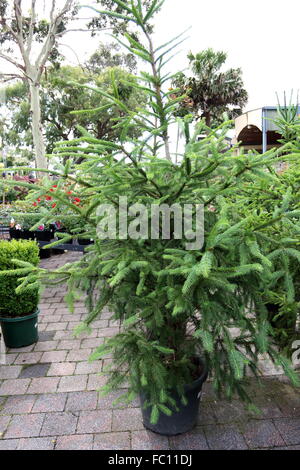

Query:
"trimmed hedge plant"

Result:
[[0, 240, 40, 318]]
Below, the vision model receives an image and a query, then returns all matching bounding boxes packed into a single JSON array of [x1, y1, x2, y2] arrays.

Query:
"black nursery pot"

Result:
[[140, 358, 208, 436], [9, 228, 21, 240], [19, 230, 35, 240], [34, 230, 53, 242], [78, 238, 94, 246]]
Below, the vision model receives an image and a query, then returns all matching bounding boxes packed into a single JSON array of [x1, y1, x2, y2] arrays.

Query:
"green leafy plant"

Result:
[[0, 239, 40, 318], [8, 0, 300, 423]]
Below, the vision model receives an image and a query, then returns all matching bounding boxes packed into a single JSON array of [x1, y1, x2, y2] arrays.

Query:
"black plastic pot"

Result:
[[9, 228, 21, 240], [0, 309, 39, 348], [34, 230, 53, 242], [140, 358, 208, 436], [78, 238, 94, 246], [19, 230, 35, 240]]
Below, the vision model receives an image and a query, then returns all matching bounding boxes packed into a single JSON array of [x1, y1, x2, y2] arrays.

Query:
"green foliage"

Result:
[[0, 65, 147, 160], [0, 240, 40, 317], [9, 0, 300, 423], [172, 48, 248, 127]]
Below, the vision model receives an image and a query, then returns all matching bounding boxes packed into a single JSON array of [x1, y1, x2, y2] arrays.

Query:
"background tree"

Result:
[[172, 49, 248, 127], [87, 42, 137, 74], [0, 65, 147, 161], [0, 0, 78, 169]]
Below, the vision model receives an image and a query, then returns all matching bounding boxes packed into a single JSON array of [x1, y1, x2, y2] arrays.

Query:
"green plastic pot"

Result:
[[0, 309, 39, 348]]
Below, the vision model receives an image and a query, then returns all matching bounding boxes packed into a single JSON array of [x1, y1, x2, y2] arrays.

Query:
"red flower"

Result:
[[52, 185, 57, 188], [33, 202, 37, 207], [37, 198, 41, 202], [52, 203, 57, 208], [66, 191, 72, 195], [73, 197, 81, 203], [46, 195, 52, 201], [49, 188, 54, 192]]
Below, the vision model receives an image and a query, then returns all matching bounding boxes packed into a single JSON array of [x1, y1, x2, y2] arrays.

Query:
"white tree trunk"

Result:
[[29, 81, 48, 170]]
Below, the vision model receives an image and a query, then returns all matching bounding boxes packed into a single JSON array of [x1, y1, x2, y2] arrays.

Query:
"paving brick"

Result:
[[204, 424, 248, 450], [17, 437, 55, 450], [2, 354, 17, 365], [94, 432, 130, 450], [273, 445, 300, 450], [38, 331, 56, 342], [0, 394, 36, 414], [40, 412, 78, 436], [41, 351, 67, 363], [38, 324, 47, 332], [67, 322, 82, 331], [97, 327, 119, 338], [14, 352, 43, 364], [32, 393, 67, 413], [211, 400, 249, 424], [53, 330, 76, 340], [249, 395, 283, 419], [20, 363, 51, 379], [169, 429, 209, 450], [0, 439, 20, 450], [40, 307, 55, 317], [273, 418, 300, 446], [46, 322, 68, 331], [56, 434, 93, 450], [80, 338, 104, 349], [58, 375, 87, 392], [40, 315, 62, 324], [0, 365, 22, 379], [5, 413, 44, 438], [61, 315, 83, 322], [131, 430, 169, 450], [66, 349, 92, 362], [55, 307, 73, 315], [112, 408, 143, 431], [90, 320, 109, 329], [196, 403, 217, 425], [0, 414, 11, 434], [242, 419, 285, 449], [73, 307, 87, 314], [34, 341, 58, 352], [274, 392, 300, 417], [75, 361, 101, 375], [27, 377, 59, 394], [58, 340, 81, 350], [47, 362, 75, 376], [65, 391, 97, 411], [0, 378, 30, 395], [87, 374, 107, 391], [77, 410, 112, 434]]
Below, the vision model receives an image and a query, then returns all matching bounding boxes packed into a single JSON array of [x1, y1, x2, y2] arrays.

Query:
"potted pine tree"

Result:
[[0, 239, 40, 348], [10, 0, 300, 435]]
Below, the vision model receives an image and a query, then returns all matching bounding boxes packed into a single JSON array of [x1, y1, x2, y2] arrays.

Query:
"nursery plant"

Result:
[[0, 239, 40, 348], [9, 0, 300, 434]]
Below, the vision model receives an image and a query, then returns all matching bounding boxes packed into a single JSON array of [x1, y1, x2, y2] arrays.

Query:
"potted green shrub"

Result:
[[0, 239, 40, 348], [9, 0, 300, 435]]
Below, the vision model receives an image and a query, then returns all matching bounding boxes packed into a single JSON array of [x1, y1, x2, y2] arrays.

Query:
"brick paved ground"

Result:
[[0, 251, 299, 450]]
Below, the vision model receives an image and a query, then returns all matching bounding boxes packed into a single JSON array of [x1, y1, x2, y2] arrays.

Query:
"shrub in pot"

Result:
[[10, 0, 300, 434], [0, 239, 40, 348]]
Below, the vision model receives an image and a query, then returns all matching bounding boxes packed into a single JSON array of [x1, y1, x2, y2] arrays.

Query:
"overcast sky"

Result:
[[1, 0, 299, 112], [67, 0, 300, 111]]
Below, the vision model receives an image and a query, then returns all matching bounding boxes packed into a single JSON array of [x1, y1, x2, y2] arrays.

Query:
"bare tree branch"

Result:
[[0, 52, 24, 71]]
